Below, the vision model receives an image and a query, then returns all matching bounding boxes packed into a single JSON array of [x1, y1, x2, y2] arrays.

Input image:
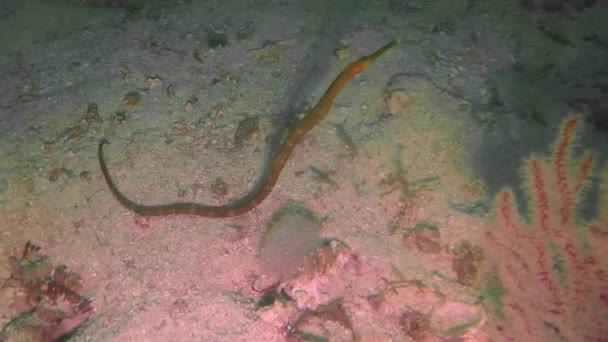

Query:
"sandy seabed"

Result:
[[1, 0, 607, 341]]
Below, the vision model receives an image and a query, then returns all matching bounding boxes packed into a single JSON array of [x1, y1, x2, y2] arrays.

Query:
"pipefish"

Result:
[[98, 39, 398, 217]]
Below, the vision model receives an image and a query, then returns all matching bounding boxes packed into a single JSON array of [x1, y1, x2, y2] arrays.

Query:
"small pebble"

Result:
[[452, 241, 484, 286], [173, 121, 189, 135], [166, 83, 178, 97], [335, 43, 352, 61], [236, 21, 255, 40], [64, 151, 76, 162], [134, 216, 150, 230], [113, 111, 127, 125], [210, 177, 229, 197], [399, 310, 430, 341], [145, 76, 163, 90], [384, 89, 413, 114], [184, 101, 193, 113], [66, 126, 88, 141], [123, 91, 140, 110], [414, 229, 442, 254], [48, 167, 73, 182], [79, 171, 93, 182], [185, 95, 198, 113], [234, 115, 260, 147], [49, 168, 62, 182], [84, 103, 102, 124], [205, 30, 228, 48]]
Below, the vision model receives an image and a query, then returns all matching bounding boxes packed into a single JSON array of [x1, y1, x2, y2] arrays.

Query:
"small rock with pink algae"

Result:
[[452, 241, 484, 286], [280, 241, 354, 311]]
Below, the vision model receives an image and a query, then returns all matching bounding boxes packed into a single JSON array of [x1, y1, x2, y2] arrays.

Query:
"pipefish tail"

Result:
[[98, 39, 398, 217]]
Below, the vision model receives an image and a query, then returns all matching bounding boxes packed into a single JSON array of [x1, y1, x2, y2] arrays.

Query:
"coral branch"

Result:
[[553, 118, 578, 227], [574, 154, 594, 195], [529, 159, 551, 234], [486, 115, 608, 341]]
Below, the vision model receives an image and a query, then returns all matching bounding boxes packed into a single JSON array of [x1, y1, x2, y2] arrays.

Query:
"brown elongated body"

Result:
[[98, 39, 398, 217]]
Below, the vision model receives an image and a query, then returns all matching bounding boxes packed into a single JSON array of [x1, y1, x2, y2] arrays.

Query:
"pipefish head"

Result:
[[351, 39, 399, 74]]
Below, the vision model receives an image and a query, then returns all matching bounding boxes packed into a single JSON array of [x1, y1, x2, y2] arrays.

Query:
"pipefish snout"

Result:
[[98, 39, 398, 217]]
